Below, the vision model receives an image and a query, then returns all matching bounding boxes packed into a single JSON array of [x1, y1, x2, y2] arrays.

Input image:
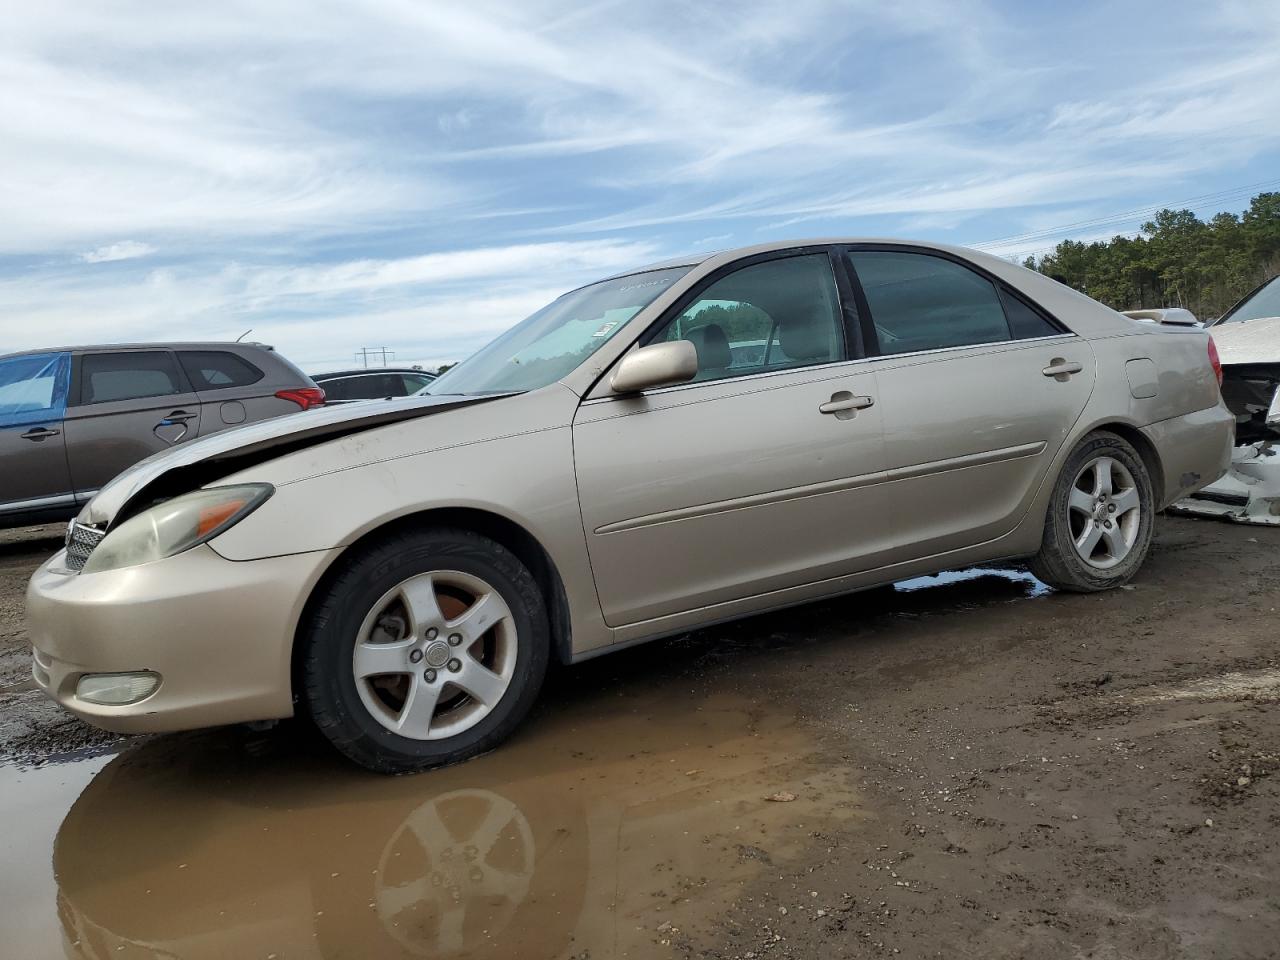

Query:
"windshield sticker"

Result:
[[592, 320, 621, 338]]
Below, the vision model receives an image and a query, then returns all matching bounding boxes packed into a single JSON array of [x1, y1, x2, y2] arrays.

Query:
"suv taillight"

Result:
[[276, 387, 326, 410], [1207, 337, 1223, 388]]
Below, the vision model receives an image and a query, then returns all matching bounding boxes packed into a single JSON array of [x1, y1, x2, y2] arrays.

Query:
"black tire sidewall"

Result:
[[302, 528, 550, 773], [1035, 432, 1155, 592]]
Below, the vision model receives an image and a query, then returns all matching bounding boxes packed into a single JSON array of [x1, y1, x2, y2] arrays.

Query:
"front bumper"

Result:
[[26, 543, 337, 734]]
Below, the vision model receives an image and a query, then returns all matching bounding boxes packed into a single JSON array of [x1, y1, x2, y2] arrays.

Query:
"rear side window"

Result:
[[402, 373, 434, 394], [80, 351, 183, 404], [851, 251, 1010, 355], [1000, 288, 1060, 339], [179, 351, 265, 391]]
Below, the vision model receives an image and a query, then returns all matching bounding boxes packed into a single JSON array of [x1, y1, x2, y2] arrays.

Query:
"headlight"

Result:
[[81, 484, 273, 574]]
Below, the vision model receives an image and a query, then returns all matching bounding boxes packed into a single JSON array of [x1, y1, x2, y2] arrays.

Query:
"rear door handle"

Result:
[[160, 410, 197, 425], [1042, 359, 1083, 380], [20, 427, 60, 441], [819, 393, 875, 419]]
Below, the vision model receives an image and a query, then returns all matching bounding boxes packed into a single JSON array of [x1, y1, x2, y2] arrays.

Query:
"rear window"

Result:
[[179, 351, 265, 391], [80, 351, 183, 404]]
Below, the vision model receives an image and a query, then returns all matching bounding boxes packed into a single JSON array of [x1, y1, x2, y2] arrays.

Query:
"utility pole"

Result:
[[355, 347, 395, 368]]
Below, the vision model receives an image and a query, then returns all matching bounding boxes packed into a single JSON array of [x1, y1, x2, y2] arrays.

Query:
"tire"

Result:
[[1029, 431, 1155, 593], [300, 527, 550, 774]]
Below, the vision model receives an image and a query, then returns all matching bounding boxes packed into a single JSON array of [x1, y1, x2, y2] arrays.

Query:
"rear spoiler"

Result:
[[1122, 308, 1201, 327]]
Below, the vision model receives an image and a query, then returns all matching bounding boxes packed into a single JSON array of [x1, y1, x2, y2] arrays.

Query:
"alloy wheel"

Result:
[[1067, 455, 1142, 570], [353, 570, 518, 740]]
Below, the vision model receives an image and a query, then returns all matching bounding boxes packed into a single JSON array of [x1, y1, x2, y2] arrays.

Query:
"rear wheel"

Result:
[[301, 528, 549, 774], [1030, 431, 1155, 592]]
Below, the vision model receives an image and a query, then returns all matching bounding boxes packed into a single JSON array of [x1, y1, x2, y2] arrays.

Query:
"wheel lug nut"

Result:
[[1104, 520, 1113, 528], [1107, 504, 1116, 512], [424, 669, 437, 682], [447, 658, 461, 673], [426, 628, 438, 640], [409, 649, 424, 664], [448, 633, 463, 646]]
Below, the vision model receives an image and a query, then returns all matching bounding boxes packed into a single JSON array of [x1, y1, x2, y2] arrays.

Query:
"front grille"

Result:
[[64, 521, 105, 572]]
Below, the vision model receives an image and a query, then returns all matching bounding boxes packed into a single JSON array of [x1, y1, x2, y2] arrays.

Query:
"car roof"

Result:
[[313, 367, 435, 379], [0, 341, 276, 360], [594, 237, 1000, 283]]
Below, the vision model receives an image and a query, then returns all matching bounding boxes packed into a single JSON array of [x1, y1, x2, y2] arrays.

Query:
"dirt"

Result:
[[1, 516, 1278, 958]]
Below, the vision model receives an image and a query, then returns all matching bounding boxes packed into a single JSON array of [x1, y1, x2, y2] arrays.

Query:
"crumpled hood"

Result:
[[82, 393, 507, 527], [1210, 315, 1280, 365]]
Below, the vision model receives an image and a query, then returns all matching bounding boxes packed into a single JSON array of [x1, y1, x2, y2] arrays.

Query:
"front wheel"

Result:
[[1029, 431, 1155, 592], [301, 528, 550, 774]]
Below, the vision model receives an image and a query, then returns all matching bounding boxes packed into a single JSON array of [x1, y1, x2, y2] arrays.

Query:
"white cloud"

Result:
[[1, 0, 1279, 366], [80, 240, 157, 263], [0, 239, 660, 367]]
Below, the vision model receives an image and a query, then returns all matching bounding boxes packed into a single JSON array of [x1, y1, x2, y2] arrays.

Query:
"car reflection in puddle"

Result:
[[48, 564, 1048, 959], [53, 688, 866, 960]]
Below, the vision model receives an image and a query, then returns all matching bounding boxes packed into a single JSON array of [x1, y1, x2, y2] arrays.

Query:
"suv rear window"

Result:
[[179, 351, 265, 390]]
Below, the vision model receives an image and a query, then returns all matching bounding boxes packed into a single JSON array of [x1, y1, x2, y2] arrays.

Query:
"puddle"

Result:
[[894, 566, 1051, 599], [1, 685, 867, 959]]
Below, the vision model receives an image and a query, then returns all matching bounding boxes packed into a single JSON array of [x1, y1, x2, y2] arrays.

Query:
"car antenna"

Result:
[[235, 328, 253, 342]]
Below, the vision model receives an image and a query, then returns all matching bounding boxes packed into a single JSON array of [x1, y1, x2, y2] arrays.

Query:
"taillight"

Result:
[[1207, 337, 1223, 388], [275, 387, 326, 410]]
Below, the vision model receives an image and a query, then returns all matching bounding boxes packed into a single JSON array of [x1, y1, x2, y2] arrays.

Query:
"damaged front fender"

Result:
[[79, 393, 512, 529]]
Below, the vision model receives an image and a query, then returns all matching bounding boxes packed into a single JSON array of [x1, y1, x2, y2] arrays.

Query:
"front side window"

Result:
[[851, 251, 1011, 355], [652, 254, 844, 383], [80, 351, 183, 404], [0, 352, 70, 426], [178, 351, 264, 391], [427, 266, 692, 396]]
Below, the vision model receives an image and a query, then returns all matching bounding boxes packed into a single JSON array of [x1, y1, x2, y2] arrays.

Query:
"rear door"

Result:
[[0, 352, 74, 517], [845, 246, 1095, 557], [63, 350, 202, 495]]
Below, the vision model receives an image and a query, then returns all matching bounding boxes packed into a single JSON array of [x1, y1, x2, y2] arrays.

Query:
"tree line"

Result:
[[1022, 192, 1280, 321]]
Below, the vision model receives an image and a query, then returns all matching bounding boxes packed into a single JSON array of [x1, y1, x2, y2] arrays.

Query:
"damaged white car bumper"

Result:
[[1172, 441, 1280, 525]]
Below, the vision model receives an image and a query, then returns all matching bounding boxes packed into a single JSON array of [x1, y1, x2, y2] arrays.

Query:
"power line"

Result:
[[355, 346, 396, 368]]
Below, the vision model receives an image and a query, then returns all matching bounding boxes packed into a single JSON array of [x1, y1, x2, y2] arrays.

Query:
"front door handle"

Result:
[[819, 392, 875, 420], [1042, 359, 1084, 381], [20, 427, 61, 442]]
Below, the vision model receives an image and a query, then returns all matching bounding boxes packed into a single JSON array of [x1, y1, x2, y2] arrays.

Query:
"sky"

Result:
[[1, 0, 1278, 373]]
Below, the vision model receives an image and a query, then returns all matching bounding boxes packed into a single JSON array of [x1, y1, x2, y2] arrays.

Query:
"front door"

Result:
[[0, 352, 74, 516], [573, 251, 893, 627], [846, 248, 1095, 558], [63, 350, 202, 494]]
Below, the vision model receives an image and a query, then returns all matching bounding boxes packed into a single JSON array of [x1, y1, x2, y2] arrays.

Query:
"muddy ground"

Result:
[[1, 516, 1277, 959]]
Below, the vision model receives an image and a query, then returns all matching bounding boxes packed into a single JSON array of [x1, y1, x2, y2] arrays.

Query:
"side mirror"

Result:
[[610, 341, 699, 394]]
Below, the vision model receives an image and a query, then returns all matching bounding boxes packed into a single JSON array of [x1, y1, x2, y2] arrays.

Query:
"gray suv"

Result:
[[0, 342, 323, 528]]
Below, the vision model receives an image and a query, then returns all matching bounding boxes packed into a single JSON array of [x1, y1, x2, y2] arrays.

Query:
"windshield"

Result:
[[426, 266, 691, 395], [1216, 275, 1280, 325]]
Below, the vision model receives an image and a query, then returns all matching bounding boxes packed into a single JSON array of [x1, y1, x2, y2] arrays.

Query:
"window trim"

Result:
[[69, 349, 192, 407], [841, 243, 1070, 360]]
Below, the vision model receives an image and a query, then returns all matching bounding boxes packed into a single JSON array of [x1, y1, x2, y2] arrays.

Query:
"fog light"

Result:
[[76, 672, 160, 706]]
